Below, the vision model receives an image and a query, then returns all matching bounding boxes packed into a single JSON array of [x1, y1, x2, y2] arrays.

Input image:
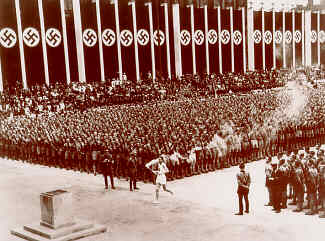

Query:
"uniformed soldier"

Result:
[[100, 151, 115, 190], [265, 156, 273, 206], [235, 163, 251, 215], [292, 160, 305, 212], [318, 160, 325, 218], [269, 159, 281, 213], [305, 159, 319, 215]]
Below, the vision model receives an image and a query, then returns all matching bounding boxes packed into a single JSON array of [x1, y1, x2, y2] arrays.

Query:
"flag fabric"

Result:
[[264, 11, 273, 70], [179, 4, 193, 74], [295, 12, 303, 67], [194, 5, 206, 74], [285, 11, 293, 68], [100, 1, 118, 79], [233, 9, 243, 73], [0, 0, 21, 89], [207, 7, 219, 74], [42, 0, 66, 84], [119, 1, 136, 80], [320, 13, 325, 66], [20, 0, 45, 87], [220, 8, 231, 73], [253, 10, 263, 70], [275, 11, 283, 68], [311, 12, 318, 66]]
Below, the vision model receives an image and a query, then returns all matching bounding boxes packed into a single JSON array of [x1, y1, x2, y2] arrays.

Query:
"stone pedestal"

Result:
[[11, 190, 107, 241]]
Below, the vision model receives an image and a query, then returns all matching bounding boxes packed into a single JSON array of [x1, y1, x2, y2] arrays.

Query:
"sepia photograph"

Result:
[[0, 0, 325, 240]]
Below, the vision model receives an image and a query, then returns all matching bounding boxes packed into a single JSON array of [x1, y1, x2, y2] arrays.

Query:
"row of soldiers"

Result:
[[265, 146, 325, 218]]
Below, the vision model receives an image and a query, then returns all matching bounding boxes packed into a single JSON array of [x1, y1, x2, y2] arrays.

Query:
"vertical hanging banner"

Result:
[[294, 11, 303, 67], [253, 10, 263, 70], [311, 12, 318, 66], [233, 9, 243, 73], [264, 11, 273, 70], [119, 0, 136, 80], [42, 0, 66, 85], [285, 11, 293, 68], [20, 0, 45, 87], [207, 6, 219, 74], [274, 11, 283, 69], [135, 0, 152, 78], [194, 5, 206, 75], [179, 3, 193, 75], [80, 0, 100, 83], [0, 0, 22, 90], [320, 13, 325, 66], [100, 0, 118, 79], [152, 1, 168, 78], [220, 8, 231, 73]]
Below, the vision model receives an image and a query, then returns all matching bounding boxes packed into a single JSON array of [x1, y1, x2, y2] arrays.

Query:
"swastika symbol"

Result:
[[264, 30, 272, 45], [275, 30, 282, 44], [180, 30, 191, 46], [294, 30, 301, 43], [83, 29, 97, 47], [319, 30, 325, 44], [285, 31, 292, 44], [153, 30, 165, 46], [194, 30, 204, 45], [137, 29, 150, 46], [253, 30, 262, 44], [221, 30, 230, 44], [208, 29, 217, 45], [233, 30, 242, 45], [0, 28, 17, 48], [311, 30, 317, 43], [102, 29, 116, 47], [23, 27, 40, 47], [46, 28, 61, 47], [120, 29, 133, 47]]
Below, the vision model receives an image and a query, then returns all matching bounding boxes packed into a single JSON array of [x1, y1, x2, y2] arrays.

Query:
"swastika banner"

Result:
[[264, 11, 273, 70], [0, 0, 21, 90], [136, 1, 152, 77], [321, 13, 325, 66], [179, 5, 193, 74], [275, 12, 283, 68], [295, 12, 303, 67], [233, 9, 243, 73], [194, 6, 206, 74], [100, 1, 118, 79], [285, 12, 293, 67], [42, 0, 66, 85], [119, 1, 136, 80], [80, 0, 100, 83], [311, 12, 318, 66], [20, 0, 45, 87], [207, 7, 219, 74], [220, 8, 231, 73], [253, 11, 262, 70]]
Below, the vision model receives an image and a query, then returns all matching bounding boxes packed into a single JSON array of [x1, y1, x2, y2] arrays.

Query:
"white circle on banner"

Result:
[[120, 29, 133, 47], [311, 30, 317, 43], [0, 28, 17, 48], [220, 29, 230, 44], [180, 30, 191, 46], [274, 30, 282, 44], [137, 29, 150, 46], [285, 30, 292, 44], [102, 29, 116, 47], [294, 30, 302, 43], [23, 27, 40, 47], [319, 30, 325, 44], [208, 29, 217, 45], [264, 30, 272, 45], [253, 30, 262, 44], [153, 30, 165, 46], [46, 28, 61, 47], [194, 30, 204, 45], [233, 30, 242, 45], [83, 29, 97, 47]]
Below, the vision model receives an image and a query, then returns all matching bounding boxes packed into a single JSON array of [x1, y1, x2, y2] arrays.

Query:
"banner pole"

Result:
[[95, 0, 105, 82], [292, 9, 295, 68], [262, 6, 265, 70], [317, 10, 320, 66], [230, 6, 234, 72], [146, 2, 156, 80], [204, 4, 209, 75], [272, 7, 276, 69], [282, 8, 286, 68], [190, 4, 196, 75], [217, 6, 222, 74], [60, 0, 71, 85], [162, 2, 171, 79], [242, 7, 246, 73]]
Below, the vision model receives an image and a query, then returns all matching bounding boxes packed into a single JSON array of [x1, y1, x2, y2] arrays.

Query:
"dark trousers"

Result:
[[238, 192, 249, 213], [129, 175, 137, 191], [104, 174, 114, 189], [272, 188, 282, 211]]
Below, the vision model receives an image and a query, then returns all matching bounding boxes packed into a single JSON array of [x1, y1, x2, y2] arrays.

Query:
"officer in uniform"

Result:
[[235, 163, 251, 215], [100, 151, 115, 190], [270, 159, 281, 213], [305, 159, 319, 215], [292, 160, 305, 212]]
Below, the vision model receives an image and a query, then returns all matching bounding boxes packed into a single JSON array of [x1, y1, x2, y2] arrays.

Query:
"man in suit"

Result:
[[100, 151, 115, 190], [235, 163, 251, 215], [128, 153, 139, 191]]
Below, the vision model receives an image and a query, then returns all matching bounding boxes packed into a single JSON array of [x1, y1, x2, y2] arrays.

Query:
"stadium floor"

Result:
[[1, 157, 323, 241]]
